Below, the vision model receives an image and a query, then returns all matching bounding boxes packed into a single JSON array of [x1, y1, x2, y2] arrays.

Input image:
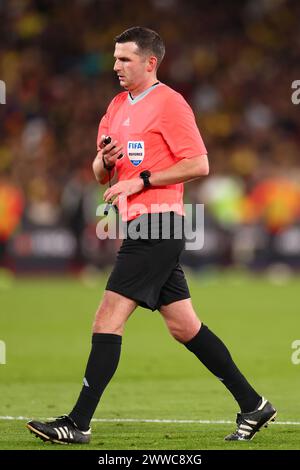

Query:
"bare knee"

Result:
[[167, 320, 201, 343], [159, 299, 201, 344], [93, 304, 123, 335], [92, 291, 136, 335]]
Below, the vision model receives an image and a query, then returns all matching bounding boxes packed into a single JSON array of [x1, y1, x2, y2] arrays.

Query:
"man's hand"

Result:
[[103, 178, 144, 205], [100, 135, 123, 168], [92, 135, 123, 184]]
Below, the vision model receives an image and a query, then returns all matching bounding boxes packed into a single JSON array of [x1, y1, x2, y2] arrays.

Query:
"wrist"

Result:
[[139, 170, 151, 189], [102, 153, 115, 171]]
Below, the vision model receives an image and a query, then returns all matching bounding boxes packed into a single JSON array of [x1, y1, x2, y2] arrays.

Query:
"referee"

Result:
[[27, 27, 276, 444]]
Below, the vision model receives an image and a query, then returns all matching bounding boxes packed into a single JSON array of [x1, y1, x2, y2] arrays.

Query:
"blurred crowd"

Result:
[[0, 0, 299, 271]]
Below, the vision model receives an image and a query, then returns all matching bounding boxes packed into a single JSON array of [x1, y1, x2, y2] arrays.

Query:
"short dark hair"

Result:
[[115, 26, 165, 68]]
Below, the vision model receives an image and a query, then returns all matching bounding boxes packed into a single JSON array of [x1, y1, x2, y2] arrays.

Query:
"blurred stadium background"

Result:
[[0, 0, 299, 275]]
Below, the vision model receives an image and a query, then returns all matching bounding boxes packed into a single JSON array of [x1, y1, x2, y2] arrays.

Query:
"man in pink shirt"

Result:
[[95, 56, 207, 222], [27, 27, 276, 444]]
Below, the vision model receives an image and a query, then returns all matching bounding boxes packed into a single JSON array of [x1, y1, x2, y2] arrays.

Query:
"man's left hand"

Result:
[[103, 178, 144, 204]]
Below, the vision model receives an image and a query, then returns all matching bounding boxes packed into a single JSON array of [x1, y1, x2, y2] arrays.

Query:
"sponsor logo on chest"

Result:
[[127, 141, 144, 166]]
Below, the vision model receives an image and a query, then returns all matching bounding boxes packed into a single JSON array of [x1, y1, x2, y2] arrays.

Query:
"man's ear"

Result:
[[146, 56, 158, 72]]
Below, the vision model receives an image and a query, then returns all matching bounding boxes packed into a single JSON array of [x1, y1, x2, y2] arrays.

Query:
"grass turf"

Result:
[[0, 270, 300, 450]]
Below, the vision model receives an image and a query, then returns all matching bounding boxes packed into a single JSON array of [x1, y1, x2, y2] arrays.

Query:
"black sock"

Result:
[[69, 333, 122, 430], [184, 325, 261, 413]]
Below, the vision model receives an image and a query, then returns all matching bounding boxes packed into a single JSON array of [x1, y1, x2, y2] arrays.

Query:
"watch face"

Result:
[[140, 170, 151, 187]]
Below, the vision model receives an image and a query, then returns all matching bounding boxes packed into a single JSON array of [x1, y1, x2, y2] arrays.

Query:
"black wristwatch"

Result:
[[140, 170, 151, 188]]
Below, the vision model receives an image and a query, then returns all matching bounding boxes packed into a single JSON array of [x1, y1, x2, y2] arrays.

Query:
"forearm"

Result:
[[92, 151, 115, 185], [103, 155, 209, 203], [149, 155, 209, 186]]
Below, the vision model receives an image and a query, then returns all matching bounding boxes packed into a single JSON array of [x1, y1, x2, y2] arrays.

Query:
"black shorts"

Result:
[[106, 213, 190, 311]]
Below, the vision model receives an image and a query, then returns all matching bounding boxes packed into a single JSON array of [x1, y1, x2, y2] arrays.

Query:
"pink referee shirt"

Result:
[[97, 83, 207, 221]]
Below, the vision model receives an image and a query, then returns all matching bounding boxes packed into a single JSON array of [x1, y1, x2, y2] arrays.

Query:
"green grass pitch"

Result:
[[1, 270, 300, 450]]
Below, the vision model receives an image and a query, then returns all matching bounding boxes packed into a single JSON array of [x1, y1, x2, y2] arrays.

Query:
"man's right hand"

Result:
[[99, 135, 123, 169], [92, 135, 123, 184]]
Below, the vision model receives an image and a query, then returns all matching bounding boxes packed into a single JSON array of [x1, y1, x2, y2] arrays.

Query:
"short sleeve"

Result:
[[161, 92, 207, 159], [96, 93, 126, 151], [96, 113, 109, 151]]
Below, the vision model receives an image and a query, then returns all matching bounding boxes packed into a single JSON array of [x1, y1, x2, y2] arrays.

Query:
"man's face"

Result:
[[113, 42, 150, 91]]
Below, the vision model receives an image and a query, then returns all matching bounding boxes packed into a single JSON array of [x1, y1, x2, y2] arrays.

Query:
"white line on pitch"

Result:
[[0, 416, 300, 425]]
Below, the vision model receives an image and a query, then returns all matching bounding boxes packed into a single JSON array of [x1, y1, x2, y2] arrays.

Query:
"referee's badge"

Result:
[[127, 141, 145, 166]]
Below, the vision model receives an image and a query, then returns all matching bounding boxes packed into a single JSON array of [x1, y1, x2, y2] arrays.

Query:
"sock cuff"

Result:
[[92, 333, 122, 344], [184, 324, 207, 349]]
